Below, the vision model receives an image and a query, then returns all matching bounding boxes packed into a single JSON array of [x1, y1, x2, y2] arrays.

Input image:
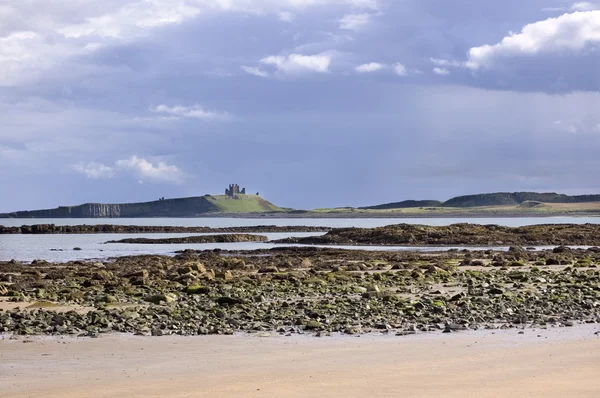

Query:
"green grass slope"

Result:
[[360, 200, 443, 210], [443, 192, 600, 208], [205, 194, 284, 213]]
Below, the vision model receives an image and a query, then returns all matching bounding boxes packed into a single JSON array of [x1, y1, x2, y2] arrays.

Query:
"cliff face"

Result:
[[0, 197, 219, 218]]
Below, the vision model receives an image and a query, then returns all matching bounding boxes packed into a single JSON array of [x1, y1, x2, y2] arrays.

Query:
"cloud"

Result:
[[115, 156, 183, 183], [0, 0, 379, 86], [571, 2, 599, 11], [355, 62, 384, 72], [72, 162, 115, 179], [430, 58, 463, 68], [433, 67, 450, 75], [260, 53, 331, 74], [56, 1, 379, 39], [241, 65, 269, 77], [153, 104, 232, 120], [278, 12, 294, 22], [394, 63, 408, 76], [72, 156, 183, 183], [339, 13, 371, 31], [466, 11, 600, 70]]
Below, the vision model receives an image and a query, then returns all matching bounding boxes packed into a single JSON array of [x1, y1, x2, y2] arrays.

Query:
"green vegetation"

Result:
[[2, 190, 600, 218], [443, 192, 600, 208], [205, 194, 283, 213], [360, 200, 443, 210]]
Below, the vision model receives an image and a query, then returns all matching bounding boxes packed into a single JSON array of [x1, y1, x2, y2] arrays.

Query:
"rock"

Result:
[[445, 323, 465, 332], [128, 269, 149, 279], [488, 287, 504, 295], [305, 320, 322, 330], [217, 296, 243, 306], [258, 266, 279, 274], [144, 293, 177, 305], [215, 270, 233, 281], [121, 310, 140, 320], [186, 285, 210, 295], [100, 295, 118, 304]]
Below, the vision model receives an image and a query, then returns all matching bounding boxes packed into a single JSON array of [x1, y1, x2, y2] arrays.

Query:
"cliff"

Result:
[[0, 195, 283, 218]]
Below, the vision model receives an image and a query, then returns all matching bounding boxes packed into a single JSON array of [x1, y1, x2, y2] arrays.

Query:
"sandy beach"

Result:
[[2, 326, 599, 398]]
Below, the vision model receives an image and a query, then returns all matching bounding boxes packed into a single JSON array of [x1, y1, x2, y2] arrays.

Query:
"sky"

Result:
[[1, 0, 600, 211]]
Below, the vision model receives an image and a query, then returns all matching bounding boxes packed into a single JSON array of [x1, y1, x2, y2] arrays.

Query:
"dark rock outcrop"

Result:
[[275, 223, 600, 246], [106, 234, 269, 244], [0, 224, 330, 234]]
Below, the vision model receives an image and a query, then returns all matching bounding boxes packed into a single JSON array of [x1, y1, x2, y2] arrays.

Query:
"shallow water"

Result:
[[1, 216, 599, 262]]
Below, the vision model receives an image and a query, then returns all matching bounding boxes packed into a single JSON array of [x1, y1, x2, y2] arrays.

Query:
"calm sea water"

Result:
[[1, 217, 598, 262]]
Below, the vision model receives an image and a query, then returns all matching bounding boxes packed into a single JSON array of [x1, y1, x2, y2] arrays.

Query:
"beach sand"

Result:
[[1, 325, 599, 397]]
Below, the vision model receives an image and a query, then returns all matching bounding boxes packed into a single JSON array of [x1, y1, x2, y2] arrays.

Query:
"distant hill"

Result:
[[442, 192, 600, 208], [0, 194, 283, 218], [361, 192, 600, 210], [360, 200, 443, 210]]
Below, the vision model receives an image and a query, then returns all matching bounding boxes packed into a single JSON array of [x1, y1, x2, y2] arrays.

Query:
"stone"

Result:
[[144, 293, 177, 305], [217, 296, 243, 306], [305, 320, 322, 330], [488, 287, 504, 295]]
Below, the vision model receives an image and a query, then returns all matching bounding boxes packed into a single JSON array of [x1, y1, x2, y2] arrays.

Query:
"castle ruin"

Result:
[[225, 184, 246, 198]]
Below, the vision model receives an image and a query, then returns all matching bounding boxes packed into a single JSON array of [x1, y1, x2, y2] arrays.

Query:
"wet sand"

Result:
[[2, 326, 599, 398]]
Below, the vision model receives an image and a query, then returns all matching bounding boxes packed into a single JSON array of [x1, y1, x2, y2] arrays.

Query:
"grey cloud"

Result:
[[2, 0, 600, 212]]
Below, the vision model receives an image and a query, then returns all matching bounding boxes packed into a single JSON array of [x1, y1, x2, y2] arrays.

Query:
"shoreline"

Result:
[[2, 211, 600, 219]]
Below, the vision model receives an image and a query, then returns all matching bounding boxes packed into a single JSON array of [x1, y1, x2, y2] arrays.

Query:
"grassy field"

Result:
[[309, 202, 600, 216], [205, 194, 284, 213]]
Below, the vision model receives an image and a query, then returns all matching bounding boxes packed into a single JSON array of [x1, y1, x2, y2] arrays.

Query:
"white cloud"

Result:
[[72, 156, 183, 183], [355, 62, 384, 72], [0, 31, 74, 86], [433, 67, 450, 76], [571, 2, 599, 11], [278, 11, 294, 22], [0, 0, 379, 86], [430, 58, 463, 68], [466, 10, 600, 69], [261, 53, 331, 74], [57, 1, 376, 39], [153, 104, 232, 120], [115, 156, 183, 183], [241, 65, 269, 77], [339, 13, 371, 31], [394, 63, 408, 76], [72, 162, 115, 179]]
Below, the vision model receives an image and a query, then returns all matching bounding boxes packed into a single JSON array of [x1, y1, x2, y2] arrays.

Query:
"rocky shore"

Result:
[[106, 234, 269, 244], [1, 246, 599, 337], [0, 224, 330, 234], [274, 223, 600, 246]]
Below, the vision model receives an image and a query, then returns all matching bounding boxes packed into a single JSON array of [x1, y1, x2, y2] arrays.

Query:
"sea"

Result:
[[1, 216, 598, 262]]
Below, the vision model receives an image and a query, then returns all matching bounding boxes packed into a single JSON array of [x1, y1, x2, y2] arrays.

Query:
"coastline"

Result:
[[2, 325, 599, 397], [2, 210, 600, 220]]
